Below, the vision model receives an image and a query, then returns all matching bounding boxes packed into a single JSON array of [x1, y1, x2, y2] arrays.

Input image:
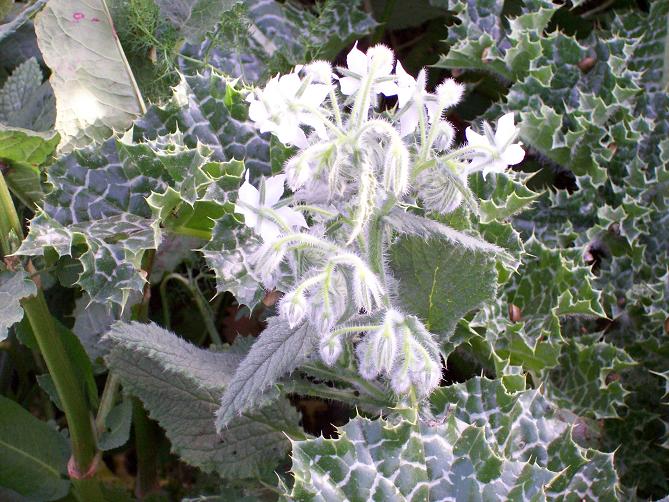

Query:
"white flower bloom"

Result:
[[246, 72, 330, 148], [234, 173, 307, 242], [465, 112, 525, 177], [339, 43, 398, 98], [395, 62, 432, 137]]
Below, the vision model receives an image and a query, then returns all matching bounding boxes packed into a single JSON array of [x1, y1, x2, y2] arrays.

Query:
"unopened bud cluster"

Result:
[[233, 43, 525, 397]]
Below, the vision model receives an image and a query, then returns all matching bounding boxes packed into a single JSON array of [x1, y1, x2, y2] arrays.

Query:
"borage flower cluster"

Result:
[[234, 43, 525, 398]]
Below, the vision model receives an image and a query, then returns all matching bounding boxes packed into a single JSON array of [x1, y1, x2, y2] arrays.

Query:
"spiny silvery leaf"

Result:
[[72, 294, 123, 361], [156, 0, 240, 43], [0, 57, 55, 131], [0, 268, 37, 341], [180, 0, 377, 83], [34, 0, 145, 152], [200, 214, 265, 308], [216, 317, 317, 431], [546, 340, 636, 419], [286, 406, 578, 501], [105, 321, 302, 479], [430, 377, 620, 501], [134, 72, 272, 177], [16, 140, 168, 309], [469, 172, 541, 224]]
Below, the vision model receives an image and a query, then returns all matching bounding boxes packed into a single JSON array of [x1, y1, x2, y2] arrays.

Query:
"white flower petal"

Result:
[[400, 107, 420, 137], [278, 73, 302, 98], [346, 42, 368, 75], [263, 174, 287, 206], [502, 143, 525, 165], [339, 76, 360, 95], [302, 83, 330, 108], [377, 80, 399, 97], [465, 127, 488, 147], [495, 112, 517, 146], [276, 206, 308, 230], [255, 219, 282, 242]]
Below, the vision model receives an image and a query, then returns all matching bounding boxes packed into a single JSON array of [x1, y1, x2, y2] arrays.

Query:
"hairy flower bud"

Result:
[[319, 336, 343, 366], [351, 262, 385, 313], [383, 138, 410, 196], [416, 165, 466, 214], [431, 121, 455, 151], [436, 79, 464, 109], [280, 289, 308, 328], [356, 337, 380, 380], [250, 240, 287, 288]]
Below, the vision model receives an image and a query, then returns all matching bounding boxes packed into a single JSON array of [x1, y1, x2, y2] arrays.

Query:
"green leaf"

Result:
[[0, 124, 59, 166], [546, 340, 636, 419], [215, 317, 316, 431], [0, 395, 70, 501], [0, 268, 36, 341], [0, 0, 47, 44], [180, 0, 377, 83], [156, 0, 239, 43], [0, 57, 55, 131], [98, 397, 132, 451], [34, 0, 145, 152], [389, 228, 498, 356], [105, 321, 302, 479]]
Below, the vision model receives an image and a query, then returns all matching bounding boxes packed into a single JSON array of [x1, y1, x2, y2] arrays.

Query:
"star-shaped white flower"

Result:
[[465, 112, 525, 177], [234, 173, 308, 242], [246, 72, 330, 148], [338, 43, 398, 98]]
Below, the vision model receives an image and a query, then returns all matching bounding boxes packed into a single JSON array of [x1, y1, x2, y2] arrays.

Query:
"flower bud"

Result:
[[368, 322, 398, 374], [383, 139, 410, 196], [431, 121, 455, 151], [319, 336, 343, 366], [352, 263, 385, 314], [436, 79, 464, 109], [250, 240, 287, 288], [391, 365, 412, 394], [356, 338, 380, 380], [305, 61, 334, 84], [416, 165, 466, 214], [280, 289, 308, 328]]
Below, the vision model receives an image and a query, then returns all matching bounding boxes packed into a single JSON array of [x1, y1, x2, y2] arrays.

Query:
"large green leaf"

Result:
[[389, 229, 498, 356], [0, 395, 70, 501], [0, 268, 36, 341], [105, 321, 302, 479], [0, 57, 55, 131], [34, 0, 145, 151]]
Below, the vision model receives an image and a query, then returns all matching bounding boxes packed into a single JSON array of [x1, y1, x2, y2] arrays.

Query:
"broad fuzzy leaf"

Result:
[[105, 321, 302, 478], [0, 57, 55, 131], [0, 269, 36, 341], [389, 225, 498, 356], [216, 317, 317, 431], [34, 0, 145, 151], [0, 395, 70, 501]]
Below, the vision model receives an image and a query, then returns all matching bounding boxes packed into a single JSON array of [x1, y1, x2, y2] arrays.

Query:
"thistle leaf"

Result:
[[0, 269, 37, 341]]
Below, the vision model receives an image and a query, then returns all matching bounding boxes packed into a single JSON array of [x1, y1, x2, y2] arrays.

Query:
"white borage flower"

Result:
[[279, 289, 309, 328], [338, 43, 398, 98], [465, 112, 525, 177], [234, 173, 308, 242], [416, 164, 467, 214], [319, 335, 343, 366], [395, 62, 433, 137], [246, 71, 330, 148]]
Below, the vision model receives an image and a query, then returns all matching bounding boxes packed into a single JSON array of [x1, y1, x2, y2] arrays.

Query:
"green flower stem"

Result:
[[281, 380, 392, 410], [1, 172, 102, 496], [302, 363, 394, 407]]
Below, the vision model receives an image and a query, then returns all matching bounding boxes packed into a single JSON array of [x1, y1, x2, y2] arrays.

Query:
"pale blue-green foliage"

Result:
[[437, 0, 669, 496], [105, 321, 302, 479], [0, 268, 36, 341], [179, 0, 378, 82], [285, 377, 619, 501]]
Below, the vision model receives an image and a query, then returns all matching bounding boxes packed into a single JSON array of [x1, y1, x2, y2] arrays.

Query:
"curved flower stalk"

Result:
[[236, 44, 525, 398]]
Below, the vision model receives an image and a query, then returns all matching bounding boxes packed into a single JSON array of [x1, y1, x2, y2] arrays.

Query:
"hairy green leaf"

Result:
[[216, 317, 317, 431], [105, 321, 302, 478]]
